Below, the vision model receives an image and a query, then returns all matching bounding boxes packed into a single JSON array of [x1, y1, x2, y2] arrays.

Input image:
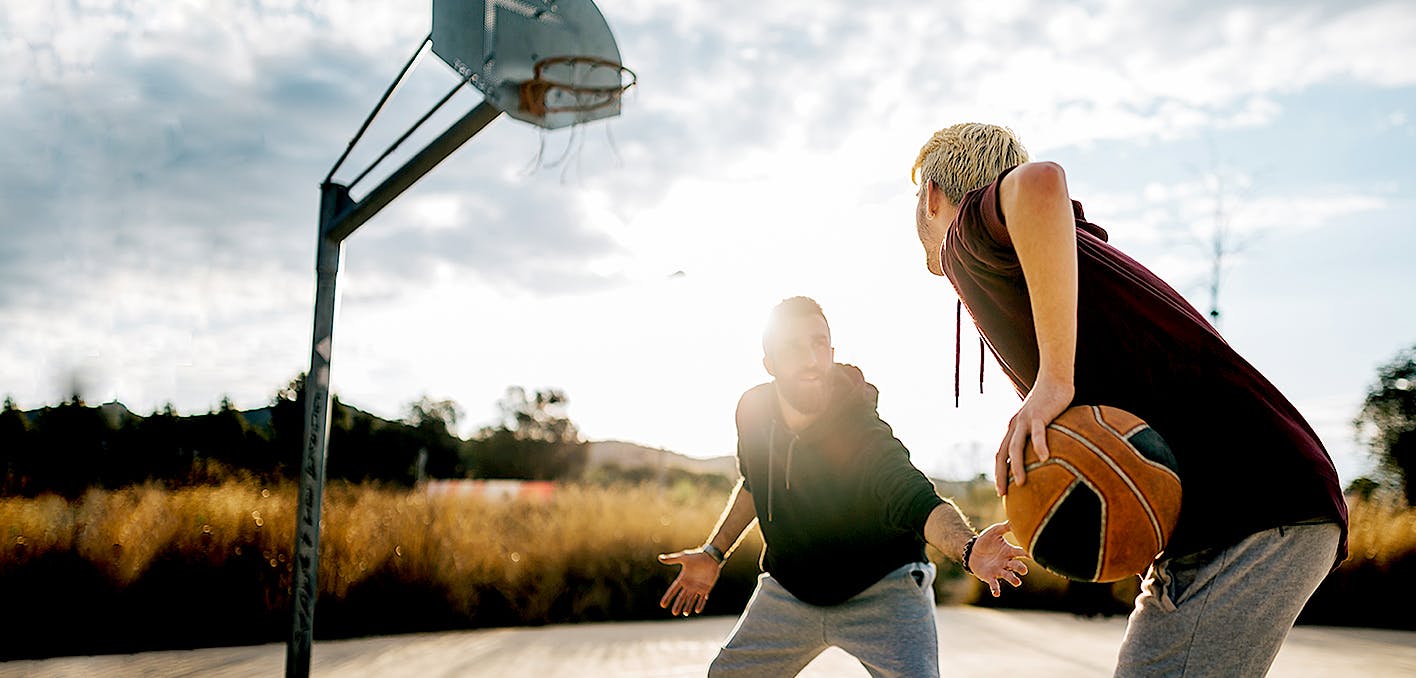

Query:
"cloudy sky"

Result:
[[3, 0, 1413, 484]]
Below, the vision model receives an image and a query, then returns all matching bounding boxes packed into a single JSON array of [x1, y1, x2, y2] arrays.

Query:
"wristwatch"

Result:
[[701, 542, 726, 564]]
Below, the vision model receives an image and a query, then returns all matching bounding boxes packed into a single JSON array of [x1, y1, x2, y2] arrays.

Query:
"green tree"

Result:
[[186, 397, 257, 475], [129, 402, 193, 485], [267, 374, 309, 480], [1355, 345, 1416, 505], [31, 395, 114, 497], [0, 396, 32, 494], [466, 387, 587, 480], [496, 387, 578, 443], [405, 396, 465, 480]]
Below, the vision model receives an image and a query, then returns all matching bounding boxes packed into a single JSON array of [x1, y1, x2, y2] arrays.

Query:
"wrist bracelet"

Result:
[[701, 542, 726, 564], [961, 534, 980, 575]]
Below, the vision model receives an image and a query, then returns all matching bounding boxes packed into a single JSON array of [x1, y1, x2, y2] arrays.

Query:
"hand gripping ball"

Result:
[[1004, 405, 1182, 582]]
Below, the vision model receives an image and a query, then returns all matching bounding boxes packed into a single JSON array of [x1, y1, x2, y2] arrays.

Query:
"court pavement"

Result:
[[3, 607, 1413, 677]]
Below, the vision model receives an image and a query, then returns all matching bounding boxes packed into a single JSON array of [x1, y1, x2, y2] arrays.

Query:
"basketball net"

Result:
[[518, 56, 637, 119], [517, 56, 636, 179]]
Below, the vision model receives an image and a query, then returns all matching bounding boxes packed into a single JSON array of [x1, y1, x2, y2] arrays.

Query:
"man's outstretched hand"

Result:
[[658, 549, 722, 616], [969, 522, 1029, 598]]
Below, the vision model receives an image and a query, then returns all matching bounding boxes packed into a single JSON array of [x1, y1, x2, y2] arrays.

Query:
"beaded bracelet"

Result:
[[961, 534, 980, 575]]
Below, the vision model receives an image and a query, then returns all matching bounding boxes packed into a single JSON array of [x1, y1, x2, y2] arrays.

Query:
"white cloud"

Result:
[[1, 0, 1414, 479]]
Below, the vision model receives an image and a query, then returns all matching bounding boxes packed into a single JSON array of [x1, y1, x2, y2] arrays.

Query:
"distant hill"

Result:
[[97, 401, 140, 427], [585, 440, 737, 479], [16, 401, 143, 427], [241, 406, 272, 430], [13, 399, 738, 482]]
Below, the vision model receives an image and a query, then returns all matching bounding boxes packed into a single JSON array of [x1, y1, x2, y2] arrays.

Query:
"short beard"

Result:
[[776, 372, 831, 415]]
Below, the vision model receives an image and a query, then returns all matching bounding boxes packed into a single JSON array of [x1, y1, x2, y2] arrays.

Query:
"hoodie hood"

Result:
[[787, 363, 880, 442]]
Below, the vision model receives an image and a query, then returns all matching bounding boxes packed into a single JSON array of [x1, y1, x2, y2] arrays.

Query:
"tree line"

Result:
[[0, 376, 588, 498], [4, 339, 1413, 503], [1355, 343, 1416, 506]]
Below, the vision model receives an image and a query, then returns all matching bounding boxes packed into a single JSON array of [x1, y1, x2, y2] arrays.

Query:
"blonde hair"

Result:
[[911, 123, 1029, 204]]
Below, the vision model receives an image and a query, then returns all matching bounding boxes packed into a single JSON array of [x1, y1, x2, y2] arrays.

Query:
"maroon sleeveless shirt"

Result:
[[941, 166, 1347, 563]]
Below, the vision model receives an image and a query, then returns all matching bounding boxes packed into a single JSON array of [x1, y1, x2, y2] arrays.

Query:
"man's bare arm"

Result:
[[706, 478, 758, 557], [922, 502, 1027, 598], [658, 479, 757, 616], [922, 500, 975, 562], [994, 161, 1079, 495]]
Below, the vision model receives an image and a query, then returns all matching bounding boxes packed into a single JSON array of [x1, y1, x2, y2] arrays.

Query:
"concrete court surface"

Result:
[[3, 607, 1414, 677]]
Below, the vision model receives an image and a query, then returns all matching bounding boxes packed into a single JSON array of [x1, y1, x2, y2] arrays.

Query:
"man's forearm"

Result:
[[922, 500, 977, 563], [706, 479, 757, 558]]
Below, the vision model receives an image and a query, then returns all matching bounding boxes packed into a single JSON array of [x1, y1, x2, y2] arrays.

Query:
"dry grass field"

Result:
[[1, 479, 1411, 659]]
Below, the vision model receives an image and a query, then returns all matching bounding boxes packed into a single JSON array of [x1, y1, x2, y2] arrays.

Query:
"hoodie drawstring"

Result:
[[785, 437, 795, 491], [955, 298, 985, 408], [765, 416, 799, 523], [979, 335, 985, 396], [954, 300, 962, 408], [767, 418, 776, 522]]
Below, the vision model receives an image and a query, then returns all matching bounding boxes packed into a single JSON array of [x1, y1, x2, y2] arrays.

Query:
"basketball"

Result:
[[1004, 405, 1182, 582]]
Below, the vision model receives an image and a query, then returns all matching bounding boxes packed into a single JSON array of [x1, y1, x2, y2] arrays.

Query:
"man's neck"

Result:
[[775, 392, 821, 433], [941, 202, 960, 235]]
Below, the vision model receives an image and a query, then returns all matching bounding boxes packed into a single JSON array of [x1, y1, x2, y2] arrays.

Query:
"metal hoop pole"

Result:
[[286, 182, 351, 678]]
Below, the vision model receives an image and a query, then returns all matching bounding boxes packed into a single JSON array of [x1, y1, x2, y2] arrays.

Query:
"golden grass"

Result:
[[1, 481, 1411, 633], [1344, 496, 1416, 570], [2, 482, 294, 587], [1, 480, 756, 618]]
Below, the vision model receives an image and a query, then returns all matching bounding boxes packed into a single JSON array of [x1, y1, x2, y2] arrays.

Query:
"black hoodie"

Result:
[[734, 363, 946, 606]]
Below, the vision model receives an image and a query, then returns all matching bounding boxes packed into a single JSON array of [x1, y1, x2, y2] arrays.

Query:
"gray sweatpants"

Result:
[[709, 561, 940, 678], [1115, 522, 1342, 677]]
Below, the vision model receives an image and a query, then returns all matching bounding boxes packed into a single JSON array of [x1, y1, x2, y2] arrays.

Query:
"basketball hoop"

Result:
[[291, 2, 633, 675], [518, 56, 636, 120]]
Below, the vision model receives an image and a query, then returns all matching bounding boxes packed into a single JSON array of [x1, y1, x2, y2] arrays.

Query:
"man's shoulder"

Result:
[[735, 382, 775, 423]]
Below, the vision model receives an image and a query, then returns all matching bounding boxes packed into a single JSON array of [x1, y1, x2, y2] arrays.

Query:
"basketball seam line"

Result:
[[1095, 411, 1181, 483], [1032, 461, 1106, 582], [1051, 418, 1164, 553]]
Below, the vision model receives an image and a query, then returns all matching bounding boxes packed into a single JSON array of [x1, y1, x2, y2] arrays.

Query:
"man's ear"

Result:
[[762, 355, 776, 377], [924, 180, 944, 220]]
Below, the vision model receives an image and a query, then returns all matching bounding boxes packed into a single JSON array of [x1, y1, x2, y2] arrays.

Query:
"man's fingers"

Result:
[[665, 583, 713, 616], [658, 552, 684, 565], [659, 581, 680, 608], [994, 438, 1010, 496], [1032, 419, 1051, 461], [1008, 426, 1027, 487]]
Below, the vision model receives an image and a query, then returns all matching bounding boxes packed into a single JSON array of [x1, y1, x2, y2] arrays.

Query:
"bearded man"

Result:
[[658, 296, 1027, 677]]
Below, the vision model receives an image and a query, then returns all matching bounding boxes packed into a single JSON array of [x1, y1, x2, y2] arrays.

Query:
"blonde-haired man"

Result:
[[909, 123, 1347, 676]]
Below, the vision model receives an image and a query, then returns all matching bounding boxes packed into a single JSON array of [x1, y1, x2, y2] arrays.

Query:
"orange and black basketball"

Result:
[[1004, 405, 1182, 583]]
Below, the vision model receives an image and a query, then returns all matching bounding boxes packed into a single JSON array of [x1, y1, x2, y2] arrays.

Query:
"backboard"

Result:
[[431, 0, 629, 129]]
